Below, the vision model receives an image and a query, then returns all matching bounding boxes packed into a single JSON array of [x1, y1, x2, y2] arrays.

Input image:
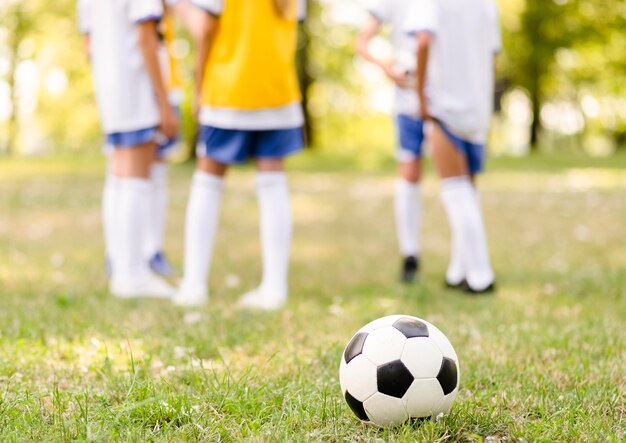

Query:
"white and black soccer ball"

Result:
[[339, 315, 460, 427]]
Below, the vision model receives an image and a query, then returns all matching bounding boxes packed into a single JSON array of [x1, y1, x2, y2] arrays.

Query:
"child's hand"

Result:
[[419, 100, 430, 120], [193, 91, 202, 121], [160, 105, 179, 139], [382, 63, 412, 89]]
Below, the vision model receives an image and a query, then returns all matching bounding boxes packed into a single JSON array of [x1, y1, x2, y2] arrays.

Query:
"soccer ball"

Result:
[[339, 315, 460, 427]]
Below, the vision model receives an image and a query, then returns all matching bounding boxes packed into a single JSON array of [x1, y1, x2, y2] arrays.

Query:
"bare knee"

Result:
[[256, 158, 284, 172], [198, 157, 228, 177], [399, 160, 422, 183], [430, 123, 469, 179], [112, 142, 156, 178]]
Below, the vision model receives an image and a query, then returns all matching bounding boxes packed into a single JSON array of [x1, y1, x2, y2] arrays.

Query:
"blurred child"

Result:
[[78, 0, 178, 298], [174, 0, 307, 309], [142, 0, 194, 277], [356, 0, 424, 283], [407, 0, 500, 293]]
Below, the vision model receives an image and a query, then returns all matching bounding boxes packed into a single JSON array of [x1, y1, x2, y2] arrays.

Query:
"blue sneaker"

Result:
[[149, 251, 175, 277]]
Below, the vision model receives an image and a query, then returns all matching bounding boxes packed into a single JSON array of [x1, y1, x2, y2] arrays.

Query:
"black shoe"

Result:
[[400, 256, 419, 283], [461, 280, 495, 295], [444, 279, 465, 290]]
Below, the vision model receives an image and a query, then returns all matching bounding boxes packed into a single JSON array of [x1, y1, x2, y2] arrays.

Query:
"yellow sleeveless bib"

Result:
[[201, 0, 301, 109]]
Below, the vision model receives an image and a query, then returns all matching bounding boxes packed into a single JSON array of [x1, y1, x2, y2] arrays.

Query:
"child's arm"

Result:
[[170, 0, 207, 44], [356, 16, 409, 88], [416, 32, 431, 120], [77, 0, 91, 57], [82, 35, 91, 57], [194, 11, 219, 118], [136, 20, 178, 139]]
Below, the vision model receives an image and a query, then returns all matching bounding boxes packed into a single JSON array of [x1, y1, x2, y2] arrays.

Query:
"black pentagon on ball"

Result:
[[393, 317, 429, 338], [377, 360, 414, 398], [344, 332, 368, 364], [345, 391, 369, 421], [437, 357, 458, 395]]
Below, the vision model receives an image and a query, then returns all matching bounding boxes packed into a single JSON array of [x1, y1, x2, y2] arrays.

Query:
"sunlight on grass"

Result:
[[0, 156, 624, 441]]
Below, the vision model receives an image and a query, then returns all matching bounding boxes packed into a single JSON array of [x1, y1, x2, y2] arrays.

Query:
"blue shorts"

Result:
[[436, 120, 485, 175], [396, 115, 425, 162], [104, 127, 178, 156], [105, 106, 181, 156], [106, 127, 158, 148], [196, 126, 304, 165]]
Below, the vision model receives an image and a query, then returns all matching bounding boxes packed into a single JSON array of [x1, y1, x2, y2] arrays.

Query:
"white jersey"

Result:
[[78, 0, 164, 134], [367, 0, 419, 116], [405, 0, 501, 143]]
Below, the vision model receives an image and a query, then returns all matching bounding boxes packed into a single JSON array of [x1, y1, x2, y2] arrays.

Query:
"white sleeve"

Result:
[[77, 0, 91, 34], [191, 0, 224, 16], [404, 0, 438, 35], [491, 4, 502, 53], [166, 0, 181, 7], [366, 0, 388, 24], [297, 0, 307, 22], [128, 0, 164, 23]]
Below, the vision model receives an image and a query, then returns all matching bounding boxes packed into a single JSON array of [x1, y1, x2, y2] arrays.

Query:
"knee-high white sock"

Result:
[[144, 163, 169, 259], [102, 174, 119, 267], [440, 177, 494, 290], [114, 178, 152, 283], [394, 178, 421, 257], [181, 171, 224, 292], [257, 172, 292, 298]]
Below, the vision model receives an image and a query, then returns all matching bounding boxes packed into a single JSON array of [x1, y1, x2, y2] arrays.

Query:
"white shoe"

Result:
[[237, 289, 286, 311], [172, 285, 209, 307], [110, 274, 175, 299]]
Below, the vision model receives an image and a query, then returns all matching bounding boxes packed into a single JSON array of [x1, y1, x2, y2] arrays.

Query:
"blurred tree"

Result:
[[1, 1, 34, 155], [296, 0, 318, 146], [500, 0, 626, 151], [0, 0, 99, 155]]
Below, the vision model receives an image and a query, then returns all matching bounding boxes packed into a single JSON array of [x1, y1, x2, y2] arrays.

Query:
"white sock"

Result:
[[102, 174, 119, 268], [113, 178, 153, 283], [144, 163, 169, 259], [180, 171, 224, 292], [440, 177, 494, 290], [394, 178, 421, 258], [257, 172, 292, 298]]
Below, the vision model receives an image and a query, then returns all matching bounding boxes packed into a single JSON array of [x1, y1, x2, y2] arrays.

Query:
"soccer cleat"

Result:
[[149, 251, 176, 277], [237, 289, 286, 311], [461, 280, 496, 295], [110, 274, 175, 299], [172, 285, 209, 307], [444, 279, 465, 290], [400, 256, 419, 283]]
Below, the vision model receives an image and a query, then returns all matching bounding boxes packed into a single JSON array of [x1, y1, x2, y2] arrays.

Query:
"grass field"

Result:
[[0, 153, 624, 441]]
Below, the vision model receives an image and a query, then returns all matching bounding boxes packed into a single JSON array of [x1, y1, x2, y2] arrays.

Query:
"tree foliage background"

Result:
[[1, 0, 625, 157]]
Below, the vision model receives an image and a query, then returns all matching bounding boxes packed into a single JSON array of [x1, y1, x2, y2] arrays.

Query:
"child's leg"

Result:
[[431, 123, 494, 291], [394, 116, 425, 283], [257, 159, 291, 298], [175, 157, 227, 306], [102, 158, 118, 274], [395, 160, 422, 281], [110, 142, 173, 298], [144, 157, 175, 275], [239, 158, 292, 310]]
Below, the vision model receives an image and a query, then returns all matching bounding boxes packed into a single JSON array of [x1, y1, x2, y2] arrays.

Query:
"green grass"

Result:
[[0, 154, 624, 441]]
